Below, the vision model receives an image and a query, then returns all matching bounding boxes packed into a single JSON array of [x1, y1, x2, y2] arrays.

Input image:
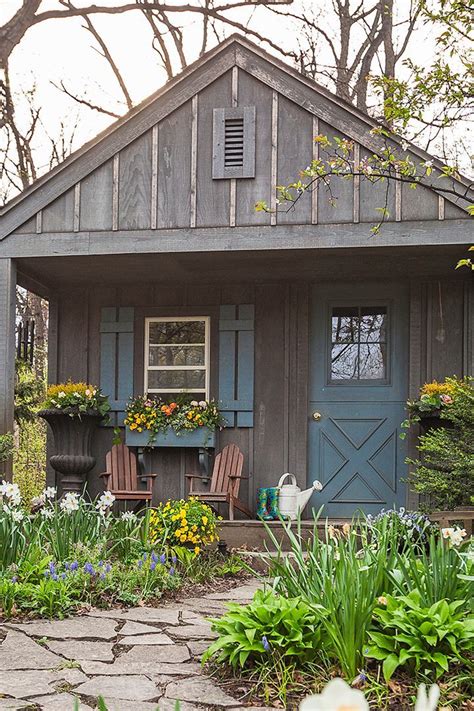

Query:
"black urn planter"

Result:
[[38, 409, 103, 494]]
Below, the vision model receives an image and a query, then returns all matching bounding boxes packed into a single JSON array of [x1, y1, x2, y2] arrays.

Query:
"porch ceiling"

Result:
[[17, 244, 467, 295]]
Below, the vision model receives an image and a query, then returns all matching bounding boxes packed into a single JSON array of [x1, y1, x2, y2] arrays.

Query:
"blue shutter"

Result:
[[100, 307, 134, 426], [218, 304, 254, 427]]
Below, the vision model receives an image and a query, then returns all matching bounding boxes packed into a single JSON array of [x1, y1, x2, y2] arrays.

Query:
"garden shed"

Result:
[[0, 35, 472, 517]]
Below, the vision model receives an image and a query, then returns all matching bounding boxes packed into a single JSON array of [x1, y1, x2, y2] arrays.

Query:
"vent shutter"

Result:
[[224, 117, 244, 168], [213, 107, 256, 179]]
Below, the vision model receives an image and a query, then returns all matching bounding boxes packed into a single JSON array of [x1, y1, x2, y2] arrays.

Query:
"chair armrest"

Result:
[[140, 472, 157, 479], [99, 472, 112, 480], [185, 473, 205, 480], [229, 474, 250, 480]]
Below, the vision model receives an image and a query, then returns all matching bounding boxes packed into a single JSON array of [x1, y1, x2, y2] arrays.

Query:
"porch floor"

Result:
[[219, 518, 350, 551]]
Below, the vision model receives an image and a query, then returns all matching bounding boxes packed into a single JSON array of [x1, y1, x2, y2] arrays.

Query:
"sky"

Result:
[[1, 0, 471, 195]]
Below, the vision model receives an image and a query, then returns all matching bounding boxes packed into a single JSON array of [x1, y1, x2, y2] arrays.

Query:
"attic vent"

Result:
[[213, 107, 256, 179], [224, 117, 244, 168]]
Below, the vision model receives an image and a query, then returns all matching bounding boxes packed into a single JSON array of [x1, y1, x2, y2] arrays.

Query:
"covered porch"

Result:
[[1, 241, 472, 518]]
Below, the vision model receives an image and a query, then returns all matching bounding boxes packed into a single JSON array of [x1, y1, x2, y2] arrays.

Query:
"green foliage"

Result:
[[203, 589, 324, 669], [408, 376, 474, 510], [14, 360, 45, 422], [13, 419, 46, 505], [366, 591, 474, 681], [0, 432, 13, 464]]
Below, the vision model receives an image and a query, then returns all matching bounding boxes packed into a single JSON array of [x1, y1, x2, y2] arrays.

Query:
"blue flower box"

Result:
[[125, 427, 216, 448]]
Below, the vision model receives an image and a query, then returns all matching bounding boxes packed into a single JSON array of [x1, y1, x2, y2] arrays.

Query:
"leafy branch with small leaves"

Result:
[[256, 127, 473, 238]]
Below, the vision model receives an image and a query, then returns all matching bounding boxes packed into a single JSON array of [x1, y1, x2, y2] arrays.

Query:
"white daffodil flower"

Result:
[[60, 492, 80, 513], [43, 486, 57, 500], [414, 684, 440, 711], [299, 678, 369, 711]]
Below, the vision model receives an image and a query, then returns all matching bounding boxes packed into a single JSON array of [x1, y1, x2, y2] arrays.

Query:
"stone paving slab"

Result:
[[30, 693, 89, 710], [118, 620, 163, 636], [121, 643, 191, 664], [75, 674, 160, 702], [165, 677, 241, 707], [6, 617, 118, 640], [0, 670, 63, 699], [120, 633, 173, 646], [0, 581, 276, 711], [0, 631, 62, 670], [46, 639, 115, 662]]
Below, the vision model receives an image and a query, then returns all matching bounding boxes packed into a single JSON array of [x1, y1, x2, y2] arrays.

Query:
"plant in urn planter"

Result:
[[38, 382, 110, 495]]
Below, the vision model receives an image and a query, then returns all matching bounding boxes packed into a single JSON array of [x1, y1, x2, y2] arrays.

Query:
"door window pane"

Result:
[[330, 306, 388, 381]]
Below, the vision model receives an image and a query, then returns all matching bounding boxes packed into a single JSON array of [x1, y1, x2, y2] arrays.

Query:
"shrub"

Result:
[[203, 589, 324, 669], [366, 591, 474, 681], [149, 497, 220, 554], [407, 376, 474, 510], [0, 433, 14, 465]]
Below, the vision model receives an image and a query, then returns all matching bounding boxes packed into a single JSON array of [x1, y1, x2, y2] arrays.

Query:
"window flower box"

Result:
[[125, 426, 216, 448]]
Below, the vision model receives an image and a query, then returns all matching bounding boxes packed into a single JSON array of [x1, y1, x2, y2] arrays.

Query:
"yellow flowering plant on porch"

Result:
[[149, 497, 221, 555], [41, 381, 110, 419]]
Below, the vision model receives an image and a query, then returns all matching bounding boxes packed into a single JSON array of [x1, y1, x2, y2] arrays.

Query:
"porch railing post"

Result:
[[0, 258, 16, 441]]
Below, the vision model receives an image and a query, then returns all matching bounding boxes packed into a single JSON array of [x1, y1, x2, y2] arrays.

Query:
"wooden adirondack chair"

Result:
[[100, 444, 156, 507], [186, 443, 252, 520]]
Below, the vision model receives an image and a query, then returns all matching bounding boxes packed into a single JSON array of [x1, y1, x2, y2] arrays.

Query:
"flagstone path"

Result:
[[0, 580, 276, 711]]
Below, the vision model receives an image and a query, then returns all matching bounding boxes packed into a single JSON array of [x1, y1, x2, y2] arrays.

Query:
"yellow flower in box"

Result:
[[202, 516, 208, 525], [180, 535, 187, 543]]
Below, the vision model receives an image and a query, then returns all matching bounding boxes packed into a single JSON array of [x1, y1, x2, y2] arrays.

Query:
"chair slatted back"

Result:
[[106, 444, 139, 492], [210, 444, 244, 497]]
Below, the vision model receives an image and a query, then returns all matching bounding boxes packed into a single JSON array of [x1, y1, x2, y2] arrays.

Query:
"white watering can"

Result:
[[277, 473, 323, 520]]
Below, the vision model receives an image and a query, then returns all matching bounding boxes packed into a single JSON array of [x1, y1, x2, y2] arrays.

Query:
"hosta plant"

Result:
[[203, 589, 324, 669], [365, 590, 474, 681]]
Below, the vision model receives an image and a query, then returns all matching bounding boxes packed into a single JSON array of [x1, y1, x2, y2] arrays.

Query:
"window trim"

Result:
[[144, 316, 210, 398], [326, 300, 392, 387]]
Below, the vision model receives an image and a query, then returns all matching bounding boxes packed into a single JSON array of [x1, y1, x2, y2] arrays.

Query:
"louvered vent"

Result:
[[213, 106, 255, 179], [224, 117, 244, 168]]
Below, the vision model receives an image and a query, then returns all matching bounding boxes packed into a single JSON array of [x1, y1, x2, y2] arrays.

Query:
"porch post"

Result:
[[0, 258, 16, 438]]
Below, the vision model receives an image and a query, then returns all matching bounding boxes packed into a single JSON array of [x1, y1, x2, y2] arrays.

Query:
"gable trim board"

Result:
[[1, 36, 472, 242], [0, 220, 471, 260]]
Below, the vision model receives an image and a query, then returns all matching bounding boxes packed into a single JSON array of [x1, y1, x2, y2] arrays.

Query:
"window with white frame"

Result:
[[144, 317, 209, 401]]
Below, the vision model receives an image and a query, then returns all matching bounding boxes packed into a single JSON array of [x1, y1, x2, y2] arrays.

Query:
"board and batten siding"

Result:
[[45, 277, 473, 510], [13, 68, 468, 239]]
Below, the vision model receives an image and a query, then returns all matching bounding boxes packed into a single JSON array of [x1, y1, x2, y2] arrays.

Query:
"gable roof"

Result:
[[1, 34, 471, 240]]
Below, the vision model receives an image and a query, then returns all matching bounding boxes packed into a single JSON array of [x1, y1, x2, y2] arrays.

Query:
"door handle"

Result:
[[312, 411, 322, 421]]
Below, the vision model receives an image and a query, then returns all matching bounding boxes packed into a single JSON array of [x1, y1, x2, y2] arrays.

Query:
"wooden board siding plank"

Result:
[[270, 90, 278, 226], [151, 124, 158, 229], [112, 155, 119, 231], [80, 160, 114, 232], [3, 220, 473, 259], [359, 157, 396, 223], [277, 95, 312, 225], [190, 95, 198, 228], [42, 189, 75, 233], [73, 183, 80, 232], [407, 280, 423, 510], [318, 121, 353, 224], [0, 259, 16, 437], [157, 101, 193, 229], [253, 284, 286, 490], [57, 289, 89, 382], [36, 211, 42, 234], [402, 183, 439, 221], [427, 280, 465, 379], [1, 45, 236, 240], [119, 131, 153, 230], [196, 73, 232, 228], [235, 71, 272, 227], [288, 283, 309, 477], [15, 216, 37, 234], [311, 116, 319, 224]]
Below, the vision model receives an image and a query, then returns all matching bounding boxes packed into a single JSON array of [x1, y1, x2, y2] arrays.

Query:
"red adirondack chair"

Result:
[[186, 443, 251, 520], [100, 444, 156, 507]]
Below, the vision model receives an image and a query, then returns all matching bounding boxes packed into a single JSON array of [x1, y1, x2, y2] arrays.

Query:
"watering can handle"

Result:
[[277, 473, 297, 488]]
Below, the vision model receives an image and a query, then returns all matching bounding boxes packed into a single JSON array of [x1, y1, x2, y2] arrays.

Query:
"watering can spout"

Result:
[[297, 480, 323, 511]]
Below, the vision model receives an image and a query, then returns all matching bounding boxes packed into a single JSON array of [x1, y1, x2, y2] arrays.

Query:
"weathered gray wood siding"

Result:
[[47, 282, 297, 509], [13, 69, 468, 239], [47, 275, 473, 510]]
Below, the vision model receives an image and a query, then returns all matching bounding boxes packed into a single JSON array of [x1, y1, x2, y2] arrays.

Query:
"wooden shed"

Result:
[[0, 36, 472, 517]]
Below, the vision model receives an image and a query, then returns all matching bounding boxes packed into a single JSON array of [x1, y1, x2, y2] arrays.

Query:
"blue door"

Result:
[[308, 283, 408, 517]]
